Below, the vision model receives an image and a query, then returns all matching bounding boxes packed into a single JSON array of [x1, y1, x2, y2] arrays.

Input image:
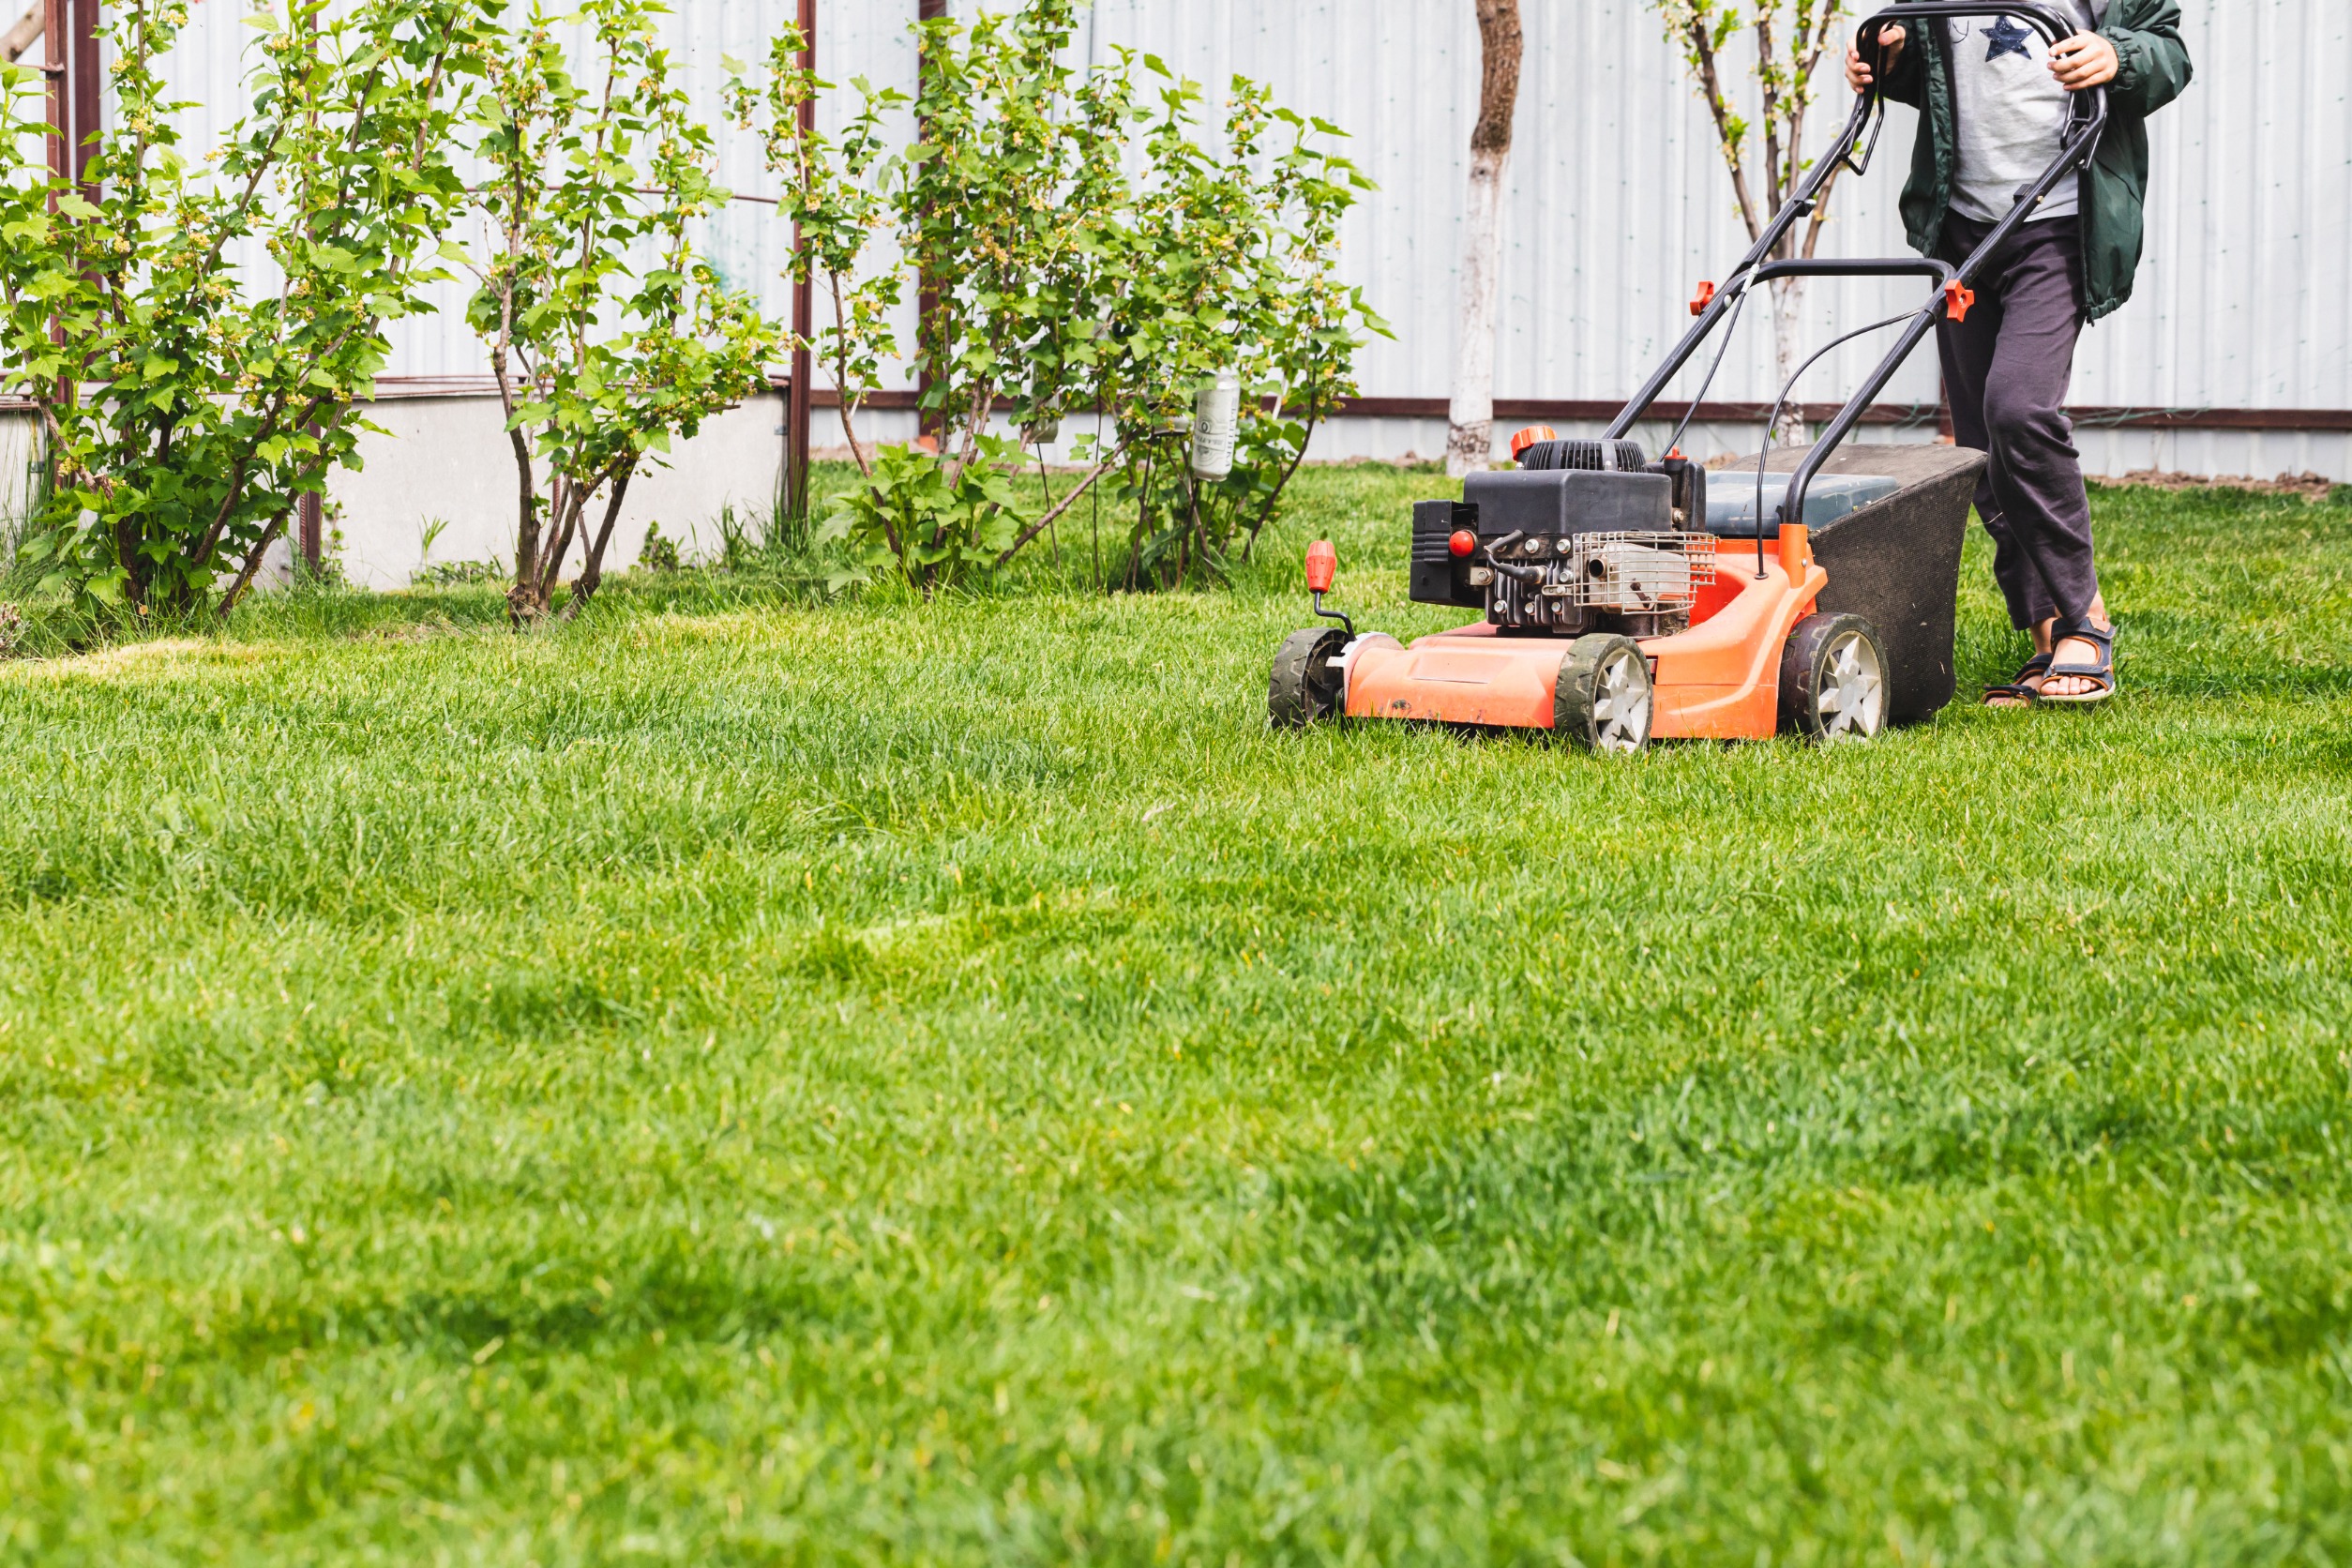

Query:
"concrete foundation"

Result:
[[3, 401, 2344, 596], [1311, 415, 2351, 484], [332, 393, 791, 592], [0, 397, 789, 595]]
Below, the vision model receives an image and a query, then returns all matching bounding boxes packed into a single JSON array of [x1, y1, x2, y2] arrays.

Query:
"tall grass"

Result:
[[0, 472, 2349, 1563]]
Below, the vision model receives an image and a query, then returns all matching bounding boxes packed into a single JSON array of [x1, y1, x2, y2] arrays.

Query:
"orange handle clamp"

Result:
[[1304, 539, 1336, 594], [1943, 279, 1976, 323], [1690, 280, 1716, 316]]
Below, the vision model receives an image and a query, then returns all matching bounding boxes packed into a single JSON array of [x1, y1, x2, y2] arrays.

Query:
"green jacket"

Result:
[[1876, 0, 2193, 321]]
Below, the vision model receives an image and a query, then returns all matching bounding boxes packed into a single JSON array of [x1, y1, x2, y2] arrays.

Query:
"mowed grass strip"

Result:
[[2, 469, 2350, 1564]]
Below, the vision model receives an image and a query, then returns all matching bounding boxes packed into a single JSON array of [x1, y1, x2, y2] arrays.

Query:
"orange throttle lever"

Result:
[[1690, 280, 1716, 317]]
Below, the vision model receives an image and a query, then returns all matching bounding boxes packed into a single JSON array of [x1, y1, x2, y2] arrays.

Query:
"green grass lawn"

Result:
[[4, 467, 2351, 1565]]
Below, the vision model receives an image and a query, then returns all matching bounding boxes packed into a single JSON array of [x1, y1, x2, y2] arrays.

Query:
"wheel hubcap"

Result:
[[1591, 649, 1651, 753], [1816, 632, 1885, 740]]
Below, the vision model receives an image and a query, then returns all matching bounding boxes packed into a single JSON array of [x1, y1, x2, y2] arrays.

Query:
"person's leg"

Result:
[[1936, 217, 2060, 703], [1973, 219, 2108, 696]]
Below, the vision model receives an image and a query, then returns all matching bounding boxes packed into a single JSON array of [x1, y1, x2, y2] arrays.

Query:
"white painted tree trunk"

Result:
[[1769, 276, 1809, 446], [1447, 0, 1521, 477], [1445, 144, 1509, 477]]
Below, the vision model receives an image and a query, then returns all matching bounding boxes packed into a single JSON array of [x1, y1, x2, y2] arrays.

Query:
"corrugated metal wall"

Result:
[[1049, 0, 2350, 475], [1071, 4, 2347, 401], [147, 0, 891, 379], [143, 0, 2350, 478]]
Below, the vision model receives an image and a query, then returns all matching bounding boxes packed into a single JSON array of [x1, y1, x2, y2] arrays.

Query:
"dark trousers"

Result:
[[1935, 213, 2100, 630]]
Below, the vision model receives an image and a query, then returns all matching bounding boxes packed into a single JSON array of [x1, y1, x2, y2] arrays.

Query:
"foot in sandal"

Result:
[[1983, 650, 2053, 708], [2039, 611, 2117, 703]]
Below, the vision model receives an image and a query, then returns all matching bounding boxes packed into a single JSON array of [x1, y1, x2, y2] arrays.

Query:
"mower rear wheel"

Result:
[[1780, 612, 1889, 743], [1554, 634, 1653, 754], [1268, 627, 1349, 729]]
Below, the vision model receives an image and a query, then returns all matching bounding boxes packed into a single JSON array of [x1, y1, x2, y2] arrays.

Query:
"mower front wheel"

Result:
[[1780, 612, 1890, 743], [1554, 634, 1653, 754], [1268, 627, 1349, 729]]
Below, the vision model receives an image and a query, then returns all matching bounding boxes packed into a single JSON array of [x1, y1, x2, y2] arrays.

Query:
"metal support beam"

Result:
[[786, 0, 814, 520], [66, 0, 97, 190], [39, 0, 98, 192], [41, 0, 66, 186], [914, 0, 945, 445], [299, 416, 324, 574]]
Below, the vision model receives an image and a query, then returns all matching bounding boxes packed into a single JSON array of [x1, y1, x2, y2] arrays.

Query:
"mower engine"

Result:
[[1410, 440, 1715, 638], [1475, 530, 1718, 637]]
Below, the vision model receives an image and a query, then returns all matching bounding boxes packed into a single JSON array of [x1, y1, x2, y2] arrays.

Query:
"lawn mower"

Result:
[[1269, 3, 2104, 751]]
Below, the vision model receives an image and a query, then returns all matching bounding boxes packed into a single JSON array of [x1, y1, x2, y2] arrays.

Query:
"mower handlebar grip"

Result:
[[1751, 256, 1955, 284], [1854, 2, 2091, 53]]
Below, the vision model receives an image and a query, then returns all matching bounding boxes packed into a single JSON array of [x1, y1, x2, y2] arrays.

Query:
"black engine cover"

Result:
[[1461, 470, 1673, 539], [1410, 472, 1677, 609]]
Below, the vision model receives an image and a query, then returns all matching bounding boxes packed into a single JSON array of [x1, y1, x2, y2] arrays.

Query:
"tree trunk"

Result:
[[562, 465, 632, 620], [494, 343, 542, 626], [215, 508, 292, 619], [1445, 0, 1522, 478], [1769, 275, 1809, 445], [1, 4, 43, 63]]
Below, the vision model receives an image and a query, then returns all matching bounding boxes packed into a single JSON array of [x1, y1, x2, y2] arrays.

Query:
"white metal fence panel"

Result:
[[2067, 0, 2351, 473], [143, 0, 915, 379], [1068, 1, 2344, 423], [131, 0, 2349, 475]]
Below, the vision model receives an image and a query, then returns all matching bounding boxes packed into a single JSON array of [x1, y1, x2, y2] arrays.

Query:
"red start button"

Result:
[[1448, 530, 1478, 558]]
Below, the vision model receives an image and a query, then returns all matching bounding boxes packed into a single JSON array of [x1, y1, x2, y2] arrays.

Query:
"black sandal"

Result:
[[1983, 651, 2053, 707], [2039, 618, 2117, 704]]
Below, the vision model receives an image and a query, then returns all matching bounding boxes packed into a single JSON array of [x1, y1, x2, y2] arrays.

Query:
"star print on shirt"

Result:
[[1983, 15, 2034, 61]]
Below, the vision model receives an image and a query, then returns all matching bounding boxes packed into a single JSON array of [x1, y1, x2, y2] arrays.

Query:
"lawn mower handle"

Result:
[[1606, 1, 2108, 533], [1853, 2, 2092, 52], [1751, 257, 1954, 285]]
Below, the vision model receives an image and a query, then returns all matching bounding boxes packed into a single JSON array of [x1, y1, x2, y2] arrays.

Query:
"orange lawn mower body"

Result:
[[1339, 522, 1831, 745], [1269, 489, 1875, 751], [1266, 2, 2096, 752]]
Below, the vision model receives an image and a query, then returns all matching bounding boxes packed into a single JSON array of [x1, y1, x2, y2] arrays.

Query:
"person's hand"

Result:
[[2049, 31, 2119, 89], [1845, 23, 1906, 92]]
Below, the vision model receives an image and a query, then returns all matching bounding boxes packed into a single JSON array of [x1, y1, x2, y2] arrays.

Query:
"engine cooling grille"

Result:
[[1536, 531, 1717, 612]]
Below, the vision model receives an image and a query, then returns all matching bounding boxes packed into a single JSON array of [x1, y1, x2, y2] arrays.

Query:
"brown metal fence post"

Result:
[[297, 5, 324, 576], [40, 0, 66, 188], [786, 0, 815, 521], [915, 0, 945, 447], [42, 0, 98, 415], [298, 495, 324, 573], [298, 432, 323, 575], [66, 0, 96, 192]]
